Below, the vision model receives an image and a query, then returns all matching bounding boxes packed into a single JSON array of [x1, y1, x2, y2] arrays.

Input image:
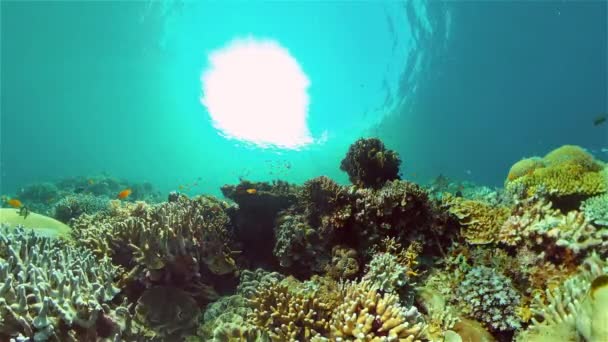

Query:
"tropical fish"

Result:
[[593, 115, 606, 126], [179, 185, 185, 190], [246, 188, 257, 194], [6, 198, 22, 208], [117, 188, 132, 199], [88, 179, 95, 185]]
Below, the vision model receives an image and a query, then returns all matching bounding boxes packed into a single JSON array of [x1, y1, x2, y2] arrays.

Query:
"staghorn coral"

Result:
[[329, 280, 425, 341], [248, 281, 332, 341], [362, 252, 409, 294], [444, 195, 510, 245], [324, 245, 359, 280], [581, 193, 608, 227], [0, 226, 122, 341], [457, 266, 522, 332], [340, 138, 401, 189]]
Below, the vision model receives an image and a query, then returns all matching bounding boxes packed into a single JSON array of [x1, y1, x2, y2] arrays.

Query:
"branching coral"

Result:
[[457, 266, 522, 331], [362, 252, 409, 294], [444, 195, 510, 244], [248, 281, 332, 341], [518, 253, 608, 341], [581, 193, 608, 227], [497, 195, 558, 246], [0, 226, 122, 341], [340, 138, 401, 189], [533, 210, 608, 255], [329, 280, 426, 341], [71, 196, 236, 295]]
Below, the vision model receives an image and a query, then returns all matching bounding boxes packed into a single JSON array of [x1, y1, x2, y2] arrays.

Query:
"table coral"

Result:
[[0, 226, 121, 341]]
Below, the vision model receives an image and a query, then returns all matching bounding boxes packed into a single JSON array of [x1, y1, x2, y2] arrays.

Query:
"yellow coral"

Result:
[[248, 281, 331, 341], [507, 157, 545, 181], [505, 145, 607, 198], [543, 145, 603, 171], [444, 195, 510, 244], [330, 280, 425, 341]]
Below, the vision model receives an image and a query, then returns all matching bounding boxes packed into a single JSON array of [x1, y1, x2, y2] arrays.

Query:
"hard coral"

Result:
[[0, 227, 121, 341], [248, 281, 332, 341], [71, 195, 236, 296], [362, 252, 409, 294], [53, 193, 109, 224], [581, 193, 608, 227], [444, 195, 510, 245], [324, 245, 359, 280], [505, 145, 606, 206], [457, 266, 522, 332], [506, 157, 545, 181], [340, 138, 401, 189], [273, 210, 331, 274], [329, 280, 426, 341]]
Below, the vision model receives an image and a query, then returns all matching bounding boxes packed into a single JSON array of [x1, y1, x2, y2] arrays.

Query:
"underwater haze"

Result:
[[2, 1, 605, 196], [3, 1, 608, 342]]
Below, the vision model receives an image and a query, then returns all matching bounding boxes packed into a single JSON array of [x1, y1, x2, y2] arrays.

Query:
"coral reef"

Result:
[[329, 280, 426, 341], [340, 137, 402, 188], [9, 138, 608, 342], [444, 195, 511, 244], [505, 145, 607, 210], [53, 193, 109, 224], [581, 193, 608, 227], [457, 266, 522, 332], [248, 280, 332, 341], [362, 252, 409, 294], [0, 227, 122, 341]]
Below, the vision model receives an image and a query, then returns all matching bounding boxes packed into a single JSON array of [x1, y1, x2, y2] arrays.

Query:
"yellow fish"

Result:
[[246, 188, 257, 194]]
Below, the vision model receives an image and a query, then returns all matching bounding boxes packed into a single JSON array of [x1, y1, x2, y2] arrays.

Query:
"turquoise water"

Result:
[[1, 1, 606, 196]]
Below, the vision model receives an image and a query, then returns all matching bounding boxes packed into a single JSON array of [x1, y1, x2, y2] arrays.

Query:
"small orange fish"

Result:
[[117, 189, 132, 199], [7, 198, 22, 208], [246, 188, 257, 194]]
